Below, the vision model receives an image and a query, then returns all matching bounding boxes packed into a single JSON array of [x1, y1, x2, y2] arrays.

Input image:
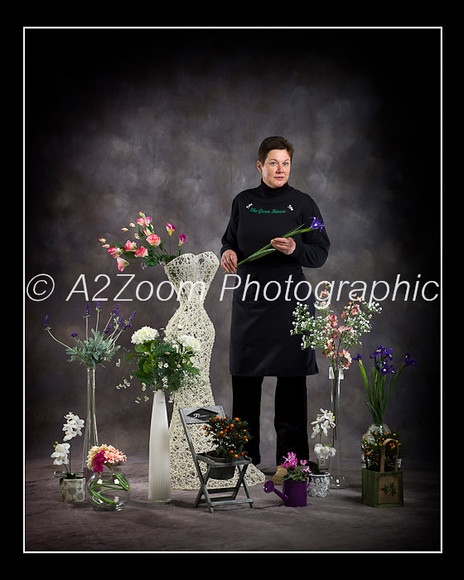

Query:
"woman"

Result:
[[221, 136, 330, 469]]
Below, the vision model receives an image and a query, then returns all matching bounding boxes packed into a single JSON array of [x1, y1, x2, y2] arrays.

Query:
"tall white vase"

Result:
[[148, 389, 171, 502]]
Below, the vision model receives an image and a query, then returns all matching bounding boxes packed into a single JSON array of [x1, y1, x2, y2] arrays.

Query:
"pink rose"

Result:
[[146, 234, 161, 246]]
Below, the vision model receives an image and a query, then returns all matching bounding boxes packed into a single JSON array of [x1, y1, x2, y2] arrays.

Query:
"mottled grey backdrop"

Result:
[[25, 28, 441, 469]]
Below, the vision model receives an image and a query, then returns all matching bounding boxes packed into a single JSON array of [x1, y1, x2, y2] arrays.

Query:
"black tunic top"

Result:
[[221, 180, 330, 377]]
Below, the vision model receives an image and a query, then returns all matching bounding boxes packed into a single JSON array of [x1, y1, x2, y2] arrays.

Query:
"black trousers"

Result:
[[232, 375, 309, 466]]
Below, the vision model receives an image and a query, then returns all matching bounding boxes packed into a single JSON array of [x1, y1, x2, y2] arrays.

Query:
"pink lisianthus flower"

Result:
[[117, 257, 130, 271], [135, 246, 148, 258], [166, 223, 176, 236], [179, 234, 188, 246], [124, 240, 137, 251], [137, 214, 152, 228], [146, 234, 161, 246], [108, 246, 121, 257]]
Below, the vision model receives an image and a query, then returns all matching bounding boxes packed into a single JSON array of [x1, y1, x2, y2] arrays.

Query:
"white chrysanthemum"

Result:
[[131, 326, 159, 344]]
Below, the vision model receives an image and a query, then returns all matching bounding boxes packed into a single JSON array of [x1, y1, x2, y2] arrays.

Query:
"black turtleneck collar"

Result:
[[258, 179, 290, 197]]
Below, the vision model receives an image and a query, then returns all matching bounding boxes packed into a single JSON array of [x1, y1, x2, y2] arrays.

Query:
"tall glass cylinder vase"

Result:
[[148, 388, 171, 502], [82, 366, 98, 478], [329, 367, 348, 489]]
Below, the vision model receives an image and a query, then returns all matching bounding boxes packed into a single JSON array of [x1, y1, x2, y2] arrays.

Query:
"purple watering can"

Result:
[[264, 479, 309, 507]]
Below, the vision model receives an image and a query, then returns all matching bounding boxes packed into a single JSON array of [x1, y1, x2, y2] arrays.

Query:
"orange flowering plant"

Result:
[[203, 415, 252, 461]]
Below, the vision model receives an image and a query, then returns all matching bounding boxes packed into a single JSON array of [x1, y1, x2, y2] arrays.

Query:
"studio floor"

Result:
[[24, 457, 441, 554]]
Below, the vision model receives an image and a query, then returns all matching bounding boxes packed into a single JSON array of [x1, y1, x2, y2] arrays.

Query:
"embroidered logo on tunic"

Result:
[[246, 203, 287, 215]]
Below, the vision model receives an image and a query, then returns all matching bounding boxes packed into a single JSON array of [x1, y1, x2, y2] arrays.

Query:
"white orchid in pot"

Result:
[[51, 412, 86, 503]]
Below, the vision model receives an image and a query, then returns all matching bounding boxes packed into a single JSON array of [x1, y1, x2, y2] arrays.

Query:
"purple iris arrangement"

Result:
[[354, 347, 416, 426]]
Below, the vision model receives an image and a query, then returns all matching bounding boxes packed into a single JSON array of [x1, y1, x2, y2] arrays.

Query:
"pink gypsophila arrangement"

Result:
[[291, 283, 382, 380], [99, 211, 189, 271], [87, 444, 127, 473]]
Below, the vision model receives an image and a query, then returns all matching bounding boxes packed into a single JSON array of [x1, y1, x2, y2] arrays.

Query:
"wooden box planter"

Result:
[[361, 437, 404, 508]]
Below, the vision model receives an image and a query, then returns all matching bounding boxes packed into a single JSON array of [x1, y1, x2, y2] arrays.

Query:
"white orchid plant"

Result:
[[51, 412, 85, 479]]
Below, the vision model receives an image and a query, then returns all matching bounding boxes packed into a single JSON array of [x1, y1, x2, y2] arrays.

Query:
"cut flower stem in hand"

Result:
[[237, 220, 324, 267]]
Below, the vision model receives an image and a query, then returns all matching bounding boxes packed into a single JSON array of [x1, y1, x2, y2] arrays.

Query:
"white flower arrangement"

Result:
[[119, 326, 201, 400]]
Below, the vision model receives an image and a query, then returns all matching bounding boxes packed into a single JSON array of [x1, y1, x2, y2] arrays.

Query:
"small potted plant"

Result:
[[361, 429, 404, 508], [51, 412, 86, 503], [264, 452, 312, 507], [202, 415, 252, 479]]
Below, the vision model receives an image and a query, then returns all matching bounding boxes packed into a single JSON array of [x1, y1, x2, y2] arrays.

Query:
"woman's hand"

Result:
[[221, 249, 238, 273], [270, 237, 296, 255]]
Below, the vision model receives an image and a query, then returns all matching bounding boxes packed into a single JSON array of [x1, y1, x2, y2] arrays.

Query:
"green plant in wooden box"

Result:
[[361, 430, 404, 508]]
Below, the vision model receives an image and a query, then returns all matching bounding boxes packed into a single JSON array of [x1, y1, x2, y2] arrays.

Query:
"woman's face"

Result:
[[257, 149, 291, 189]]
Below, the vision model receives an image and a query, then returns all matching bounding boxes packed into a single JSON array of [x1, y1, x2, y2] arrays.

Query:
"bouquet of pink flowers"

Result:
[[100, 211, 189, 271], [87, 444, 127, 473]]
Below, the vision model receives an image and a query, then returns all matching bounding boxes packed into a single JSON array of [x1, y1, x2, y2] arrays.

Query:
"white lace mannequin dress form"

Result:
[[164, 252, 265, 489]]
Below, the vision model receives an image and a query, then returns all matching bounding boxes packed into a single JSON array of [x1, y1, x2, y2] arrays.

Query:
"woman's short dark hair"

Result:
[[258, 136, 294, 164]]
